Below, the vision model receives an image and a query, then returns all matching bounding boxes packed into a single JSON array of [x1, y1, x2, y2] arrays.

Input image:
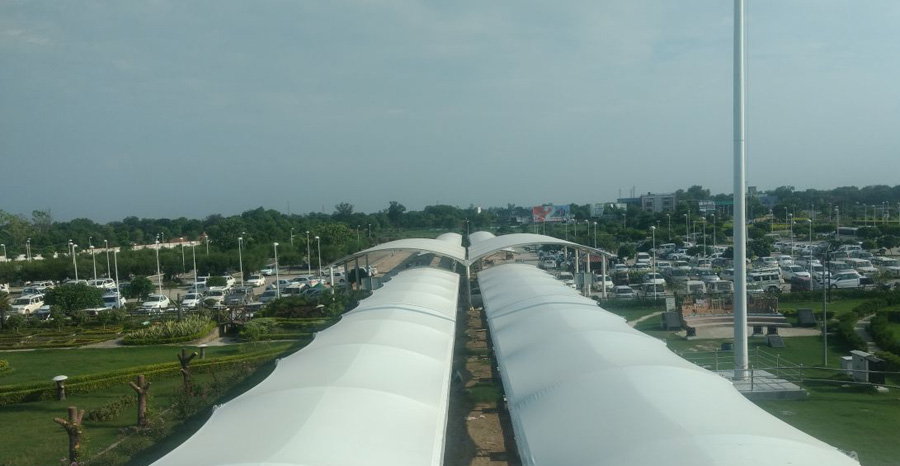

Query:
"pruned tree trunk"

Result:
[[177, 348, 199, 393], [128, 374, 151, 427], [53, 406, 85, 463]]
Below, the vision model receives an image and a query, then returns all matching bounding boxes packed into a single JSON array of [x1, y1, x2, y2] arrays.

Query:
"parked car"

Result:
[[204, 290, 228, 307], [685, 280, 706, 295], [141, 294, 171, 310], [707, 280, 734, 295], [88, 278, 117, 290], [102, 293, 126, 309], [614, 285, 636, 299], [181, 293, 204, 310], [225, 287, 256, 306], [747, 270, 783, 294], [831, 271, 863, 289], [846, 258, 877, 275], [258, 289, 279, 303], [259, 267, 276, 276], [187, 283, 209, 294], [246, 274, 266, 287], [873, 257, 900, 276], [268, 279, 293, 291], [781, 265, 811, 281], [642, 273, 666, 290], [593, 275, 614, 292], [12, 294, 44, 315]]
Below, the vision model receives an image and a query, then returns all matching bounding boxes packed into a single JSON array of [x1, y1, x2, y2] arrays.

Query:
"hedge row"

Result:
[[875, 351, 900, 374], [122, 321, 217, 346], [869, 314, 900, 355], [257, 333, 314, 342], [0, 347, 286, 406], [833, 313, 868, 352]]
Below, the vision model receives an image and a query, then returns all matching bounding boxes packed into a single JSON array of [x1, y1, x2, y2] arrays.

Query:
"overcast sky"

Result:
[[2, 1, 898, 222]]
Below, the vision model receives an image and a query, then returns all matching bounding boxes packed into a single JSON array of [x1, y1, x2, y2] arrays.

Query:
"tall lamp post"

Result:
[[356, 225, 360, 247], [191, 242, 198, 293], [205, 234, 209, 255], [69, 241, 79, 281], [650, 226, 657, 298], [89, 237, 97, 280], [788, 213, 794, 257], [666, 213, 671, 240], [593, 222, 597, 249], [684, 214, 689, 242], [238, 236, 244, 287], [306, 231, 311, 276], [273, 242, 280, 299], [315, 236, 322, 276], [26, 238, 31, 262], [113, 248, 121, 305], [155, 237, 162, 295], [0, 244, 6, 262], [104, 240, 111, 279], [711, 214, 716, 249], [180, 237, 186, 276], [290, 228, 295, 246]]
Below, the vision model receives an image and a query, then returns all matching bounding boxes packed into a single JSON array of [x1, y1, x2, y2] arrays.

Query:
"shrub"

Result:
[[123, 316, 215, 345], [0, 359, 11, 376], [833, 313, 867, 352], [87, 395, 135, 422]]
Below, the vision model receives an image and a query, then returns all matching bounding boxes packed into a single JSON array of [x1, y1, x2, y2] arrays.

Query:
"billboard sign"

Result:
[[532, 204, 570, 223], [590, 203, 605, 218]]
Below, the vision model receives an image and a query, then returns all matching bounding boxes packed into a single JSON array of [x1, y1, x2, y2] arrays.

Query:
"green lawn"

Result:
[[0, 344, 270, 386], [633, 319, 900, 466], [757, 382, 900, 466], [0, 343, 294, 466], [781, 298, 868, 316]]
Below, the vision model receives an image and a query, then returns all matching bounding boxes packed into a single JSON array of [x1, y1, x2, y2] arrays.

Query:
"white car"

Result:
[[781, 265, 811, 281], [246, 274, 266, 287], [204, 290, 228, 307], [88, 278, 117, 290], [141, 294, 171, 310], [12, 294, 44, 315], [102, 294, 126, 309], [642, 273, 666, 289], [593, 275, 614, 292], [181, 293, 204, 310], [614, 285, 636, 299], [830, 271, 862, 289], [259, 267, 275, 276]]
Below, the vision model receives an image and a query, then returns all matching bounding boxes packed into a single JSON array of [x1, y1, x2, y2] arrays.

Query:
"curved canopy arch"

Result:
[[466, 233, 612, 265], [335, 237, 467, 267]]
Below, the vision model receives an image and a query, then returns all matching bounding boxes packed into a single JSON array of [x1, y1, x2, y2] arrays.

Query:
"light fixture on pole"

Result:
[[113, 248, 121, 306], [650, 226, 657, 298], [368, 223, 371, 238], [89, 237, 96, 280], [290, 228, 295, 246], [273, 242, 280, 299], [0, 243, 5, 263], [788, 213, 794, 257], [306, 231, 311, 276], [71, 242, 79, 281], [315, 236, 322, 276], [238, 236, 244, 287], [180, 237, 186, 275], [26, 237, 31, 262], [593, 222, 597, 249], [191, 242, 198, 292], [155, 237, 162, 295], [104, 240, 110, 279], [205, 234, 209, 255]]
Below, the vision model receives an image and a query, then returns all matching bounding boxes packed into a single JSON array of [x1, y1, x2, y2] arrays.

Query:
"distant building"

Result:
[[639, 193, 677, 213]]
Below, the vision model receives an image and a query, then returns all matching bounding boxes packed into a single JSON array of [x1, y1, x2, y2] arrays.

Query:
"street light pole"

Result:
[[191, 243, 198, 293], [290, 228, 294, 247], [306, 231, 311, 276], [89, 237, 96, 280], [0, 244, 6, 262], [666, 213, 671, 241], [651, 226, 657, 298], [113, 249, 121, 306], [205, 234, 209, 255], [593, 222, 597, 248], [356, 225, 360, 247], [155, 238, 162, 296], [238, 236, 244, 287], [273, 242, 280, 299], [684, 214, 689, 242], [711, 214, 716, 249], [104, 240, 110, 279], [70, 241, 79, 281], [26, 238, 31, 262], [316, 236, 322, 276], [789, 213, 794, 257], [180, 238, 186, 276]]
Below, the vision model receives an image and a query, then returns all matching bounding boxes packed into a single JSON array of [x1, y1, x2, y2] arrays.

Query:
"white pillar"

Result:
[[732, 0, 749, 380]]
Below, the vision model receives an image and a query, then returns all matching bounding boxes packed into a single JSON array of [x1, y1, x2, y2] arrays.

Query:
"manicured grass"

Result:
[[0, 343, 295, 466], [600, 303, 664, 323], [781, 298, 868, 316], [0, 344, 280, 386], [757, 382, 900, 466], [888, 322, 900, 340]]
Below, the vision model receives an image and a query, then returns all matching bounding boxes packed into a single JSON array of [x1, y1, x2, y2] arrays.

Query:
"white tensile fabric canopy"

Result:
[[152, 268, 460, 466], [478, 264, 859, 466], [466, 231, 495, 245], [435, 232, 463, 245]]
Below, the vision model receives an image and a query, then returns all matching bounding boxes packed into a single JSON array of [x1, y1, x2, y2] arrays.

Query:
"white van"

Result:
[[748, 270, 783, 293], [12, 294, 45, 315], [846, 258, 877, 275], [685, 280, 707, 295]]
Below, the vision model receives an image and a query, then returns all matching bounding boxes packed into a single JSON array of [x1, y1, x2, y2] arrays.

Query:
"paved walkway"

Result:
[[628, 311, 663, 327], [856, 314, 880, 353]]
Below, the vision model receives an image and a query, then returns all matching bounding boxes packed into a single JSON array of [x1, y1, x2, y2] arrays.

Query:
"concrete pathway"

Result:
[[856, 314, 880, 353], [628, 311, 663, 327]]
